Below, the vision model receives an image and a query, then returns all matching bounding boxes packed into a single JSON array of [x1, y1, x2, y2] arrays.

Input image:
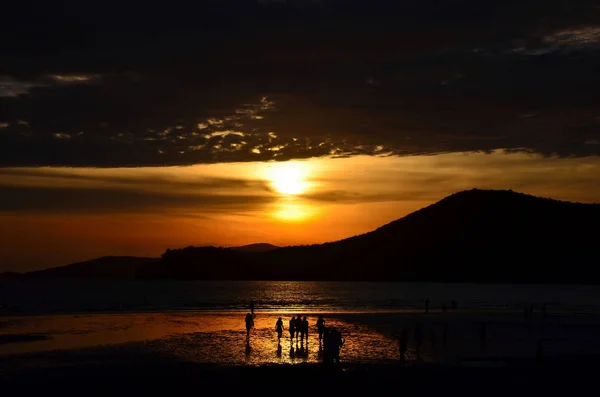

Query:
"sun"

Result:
[[266, 162, 310, 195]]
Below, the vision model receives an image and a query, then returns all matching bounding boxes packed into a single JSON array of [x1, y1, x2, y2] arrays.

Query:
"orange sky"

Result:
[[2, 150, 600, 271]]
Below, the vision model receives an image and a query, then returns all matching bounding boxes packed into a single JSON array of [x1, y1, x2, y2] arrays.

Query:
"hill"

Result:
[[16, 189, 600, 283], [230, 243, 280, 253], [136, 189, 600, 283], [23, 256, 158, 279]]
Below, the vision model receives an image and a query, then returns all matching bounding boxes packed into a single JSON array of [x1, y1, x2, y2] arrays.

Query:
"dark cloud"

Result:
[[0, 168, 271, 191], [0, 168, 276, 213], [299, 190, 422, 204], [1, 0, 599, 166], [0, 185, 274, 214]]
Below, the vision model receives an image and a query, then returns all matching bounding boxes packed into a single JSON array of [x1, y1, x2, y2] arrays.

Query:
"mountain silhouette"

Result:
[[14, 189, 600, 283], [137, 189, 600, 283], [230, 243, 280, 253]]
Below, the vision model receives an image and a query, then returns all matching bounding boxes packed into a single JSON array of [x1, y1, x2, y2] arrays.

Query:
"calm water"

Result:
[[3, 280, 600, 316]]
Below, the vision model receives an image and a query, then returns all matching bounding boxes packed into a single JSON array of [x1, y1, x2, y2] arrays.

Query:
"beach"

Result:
[[3, 310, 600, 382], [3, 280, 600, 395], [3, 312, 600, 397]]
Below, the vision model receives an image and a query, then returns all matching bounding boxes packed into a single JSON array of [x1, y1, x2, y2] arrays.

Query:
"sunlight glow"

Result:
[[272, 200, 315, 222], [265, 162, 311, 195]]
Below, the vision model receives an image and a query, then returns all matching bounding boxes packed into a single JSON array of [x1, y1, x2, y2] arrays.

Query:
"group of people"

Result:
[[273, 314, 327, 343], [275, 314, 344, 363], [288, 315, 310, 342], [245, 307, 345, 364]]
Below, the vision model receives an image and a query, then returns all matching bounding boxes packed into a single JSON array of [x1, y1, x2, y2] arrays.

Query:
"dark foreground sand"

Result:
[[3, 355, 600, 396]]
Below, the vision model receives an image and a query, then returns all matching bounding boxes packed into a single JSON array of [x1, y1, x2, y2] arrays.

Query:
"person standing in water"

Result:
[[275, 317, 284, 342], [289, 316, 296, 342], [245, 312, 254, 339], [302, 316, 309, 343], [316, 315, 326, 341], [322, 327, 333, 364], [330, 327, 345, 364]]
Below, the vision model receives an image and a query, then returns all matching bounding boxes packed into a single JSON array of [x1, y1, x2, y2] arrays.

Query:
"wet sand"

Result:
[[3, 310, 600, 361], [2, 309, 600, 395]]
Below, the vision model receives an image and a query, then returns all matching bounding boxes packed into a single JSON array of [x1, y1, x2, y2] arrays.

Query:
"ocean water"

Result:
[[3, 281, 600, 368], [3, 280, 600, 316]]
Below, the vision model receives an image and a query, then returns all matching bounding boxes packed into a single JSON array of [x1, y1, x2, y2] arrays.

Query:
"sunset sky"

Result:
[[1, 0, 600, 271]]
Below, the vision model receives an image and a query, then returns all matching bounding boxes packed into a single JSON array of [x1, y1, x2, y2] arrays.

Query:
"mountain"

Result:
[[136, 189, 600, 284], [14, 189, 600, 283], [230, 243, 280, 253], [23, 256, 158, 279]]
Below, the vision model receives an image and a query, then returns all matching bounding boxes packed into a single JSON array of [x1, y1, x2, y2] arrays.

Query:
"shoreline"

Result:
[[4, 307, 600, 318]]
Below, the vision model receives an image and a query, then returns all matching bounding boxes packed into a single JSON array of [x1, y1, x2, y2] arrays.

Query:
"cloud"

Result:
[[0, 169, 276, 214], [49, 74, 101, 84], [0, 185, 275, 214], [0, 75, 46, 97], [1, 1, 599, 166], [299, 190, 426, 204], [0, 167, 271, 190]]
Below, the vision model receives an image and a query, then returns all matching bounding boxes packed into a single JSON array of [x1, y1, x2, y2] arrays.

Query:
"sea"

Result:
[[3, 280, 600, 369], [3, 280, 600, 315]]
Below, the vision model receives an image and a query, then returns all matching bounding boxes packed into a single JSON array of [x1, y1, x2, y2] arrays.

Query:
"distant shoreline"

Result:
[[5, 276, 600, 286]]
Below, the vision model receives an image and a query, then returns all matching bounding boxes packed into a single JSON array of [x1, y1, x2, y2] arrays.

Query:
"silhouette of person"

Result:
[[322, 327, 333, 364], [275, 317, 284, 341], [289, 316, 296, 342], [316, 315, 326, 341], [302, 316, 309, 343], [414, 322, 424, 359], [425, 298, 430, 313], [330, 327, 345, 364], [250, 301, 256, 317], [245, 312, 254, 339]]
